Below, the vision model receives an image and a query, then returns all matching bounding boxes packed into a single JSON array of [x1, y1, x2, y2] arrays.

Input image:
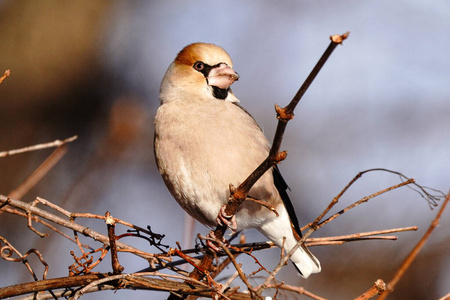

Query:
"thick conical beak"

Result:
[[207, 63, 239, 90]]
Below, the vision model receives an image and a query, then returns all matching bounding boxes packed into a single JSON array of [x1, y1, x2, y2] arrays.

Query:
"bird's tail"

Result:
[[258, 216, 321, 279], [289, 242, 321, 279]]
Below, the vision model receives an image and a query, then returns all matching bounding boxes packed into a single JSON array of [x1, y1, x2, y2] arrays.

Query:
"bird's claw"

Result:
[[216, 205, 237, 232]]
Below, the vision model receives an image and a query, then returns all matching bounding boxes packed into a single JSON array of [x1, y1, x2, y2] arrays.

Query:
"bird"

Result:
[[154, 42, 321, 278]]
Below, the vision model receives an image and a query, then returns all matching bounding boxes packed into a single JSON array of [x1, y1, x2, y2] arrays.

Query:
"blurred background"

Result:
[[0, 1, 449, 299]]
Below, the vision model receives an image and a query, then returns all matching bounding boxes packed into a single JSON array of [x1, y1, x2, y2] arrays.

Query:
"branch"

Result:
[[0, 135, 77, 158], [0, 272, 256, 300], [0, 195, 156, 262], [317, 177, 415, 229], [8, 146, 68, 200], [263, 282, 327, 300], [105, 212, 124, 274], [313, 168, 443, 225], [378, 191, 450, 299]]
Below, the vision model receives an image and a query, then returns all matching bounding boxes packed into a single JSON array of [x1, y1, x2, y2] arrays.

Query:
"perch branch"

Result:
[[186, 32, 350, 287]]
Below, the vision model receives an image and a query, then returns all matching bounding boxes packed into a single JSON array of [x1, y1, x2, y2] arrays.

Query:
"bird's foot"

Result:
[[206, 230, 229, 252], [216, 205, 238, 232]]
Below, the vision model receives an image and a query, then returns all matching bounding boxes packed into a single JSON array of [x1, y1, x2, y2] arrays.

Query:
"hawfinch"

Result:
[[154, 43, 321, 278]]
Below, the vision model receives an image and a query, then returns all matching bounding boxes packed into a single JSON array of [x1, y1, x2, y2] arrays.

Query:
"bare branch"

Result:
[[263, 282, 328, 300], [378, 191, 450, 299], [0, 236, 39, 281], [219, 241, 260, 299], [0, 195, 156, 262], [0, 272, 248, 300], [317, 178, 415, 229], [0, 135, 77, 158], [105, 211, 124, 274], [312, 168, 443, 227]]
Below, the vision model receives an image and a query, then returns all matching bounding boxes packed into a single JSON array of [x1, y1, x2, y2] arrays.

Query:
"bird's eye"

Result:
[[193, 61, 205, 71]]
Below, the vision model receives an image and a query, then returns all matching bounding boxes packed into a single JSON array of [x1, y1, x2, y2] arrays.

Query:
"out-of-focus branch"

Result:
[[0, 69, 10, 84], [378, 191, 450, 300], [8, 146, 68, 200]]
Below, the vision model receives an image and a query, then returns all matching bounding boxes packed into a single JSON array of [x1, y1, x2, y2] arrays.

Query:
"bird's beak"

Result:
[[207, 63, 239, 90]]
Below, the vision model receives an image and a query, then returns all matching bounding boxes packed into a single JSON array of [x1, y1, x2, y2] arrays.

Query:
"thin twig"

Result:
[[0, 195, 156, 262], [317, 178, 415, 229], [0, 136, 77, 158], [210, 234, 246, 279], [219, 241, 260, 299], [0, 204, 94, 251], [312, 168, 443, 228], [306, 226, 417, 246], [0, 236, 39, 281], [378, 191, 450, 300], [257, 178, 415, 293]]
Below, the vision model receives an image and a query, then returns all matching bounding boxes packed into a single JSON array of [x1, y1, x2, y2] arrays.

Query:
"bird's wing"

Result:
[[272, 166, 302, 239]]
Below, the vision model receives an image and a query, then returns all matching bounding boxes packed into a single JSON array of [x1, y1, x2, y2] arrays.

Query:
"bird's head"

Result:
[[160, 43, 240, 103]]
